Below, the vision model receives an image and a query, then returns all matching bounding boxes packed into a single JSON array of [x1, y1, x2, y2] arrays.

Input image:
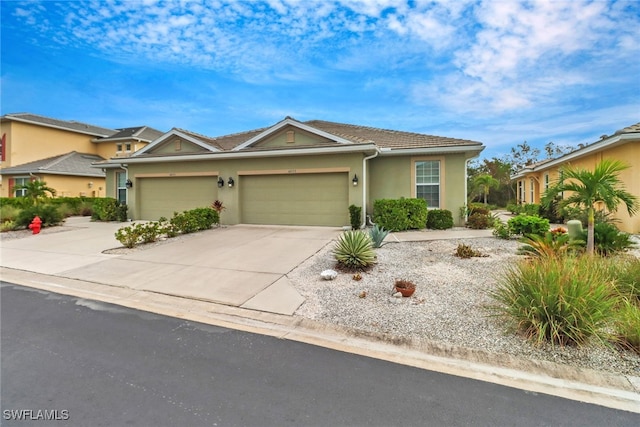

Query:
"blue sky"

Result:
[[1, 0, 639, 160]]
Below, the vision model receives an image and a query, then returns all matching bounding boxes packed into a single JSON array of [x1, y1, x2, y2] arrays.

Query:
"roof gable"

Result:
[[132, 129, 221, 157], [232, 117, 353, 151]]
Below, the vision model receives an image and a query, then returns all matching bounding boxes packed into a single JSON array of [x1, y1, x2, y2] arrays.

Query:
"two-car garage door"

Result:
[[138, 176, 218, 221], [240, 173, 349, 226]]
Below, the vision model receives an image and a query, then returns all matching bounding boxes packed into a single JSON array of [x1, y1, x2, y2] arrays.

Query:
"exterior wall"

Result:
[[94, 140, 148, 160], [256, 127, 330, 149], [154, 138, 206, 155], [37, 175, 106, 198], [369, 153, 469, 226], [117, 153, 366, 224], [515, 140, 639, 233]]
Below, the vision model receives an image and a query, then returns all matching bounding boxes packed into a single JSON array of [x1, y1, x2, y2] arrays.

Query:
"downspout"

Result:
[[360, 149, 380, 228]]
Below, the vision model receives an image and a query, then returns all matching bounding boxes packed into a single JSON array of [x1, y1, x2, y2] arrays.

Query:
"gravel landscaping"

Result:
[[288, 232, 640, 378]]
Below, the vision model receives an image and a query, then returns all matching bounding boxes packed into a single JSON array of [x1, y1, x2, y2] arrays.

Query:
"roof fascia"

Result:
[[378, 145, 485, 157], [103, 143, 379, 164], [511, 132, 637, 179], [232, 118, 354, 151], [132, 129, 220, 157], [3, 115, 114, 137]]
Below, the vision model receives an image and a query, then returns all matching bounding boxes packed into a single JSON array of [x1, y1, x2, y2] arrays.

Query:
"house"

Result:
[[0, 113, 163, 198], [512, 123, 640, 233], [98, 117, 484, 227]]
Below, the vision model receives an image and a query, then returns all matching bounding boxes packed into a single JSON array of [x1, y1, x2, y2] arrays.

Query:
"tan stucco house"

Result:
[[99, 117, 484, 227], [0, 113, 163, 198], [512, 123, 640, 233]]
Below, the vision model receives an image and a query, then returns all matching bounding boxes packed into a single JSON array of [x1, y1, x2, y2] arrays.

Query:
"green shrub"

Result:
[[581, 222, 635, 256], [507, 215, 549, 237], [333, 230, 376, 269], [466, 212, 492, 229], [468, 203, 490, 216], [539, 196, 564, 223], [138, 222, 162, 243], [1, 220, 18, 232], [368, 224, 389, 248], [169, 207, 219, 234], [115, 224, 142, 248], [490, 255, 617, 346], [426, 209, 454, 230], [522, 203, 540, 216], [0, 204, 21, 222], [614, 299, 640, 353], [15, 205, 64, 227], [92, 198, 127, 222], [492, 220, 511, 239], [0, 198, 23, 208], [349, 205, 362, 230], [373, 198, 427, 231], [506, 203, 522, 215], [517, 232, 581, 258]]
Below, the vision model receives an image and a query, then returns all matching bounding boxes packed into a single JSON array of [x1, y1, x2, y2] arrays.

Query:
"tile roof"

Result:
[[0, 151, 106, 177], [614, 122, 640, 135], [176, 127, 268, 151], [98, 126, 164, 142], [1, 113, 117, 137]]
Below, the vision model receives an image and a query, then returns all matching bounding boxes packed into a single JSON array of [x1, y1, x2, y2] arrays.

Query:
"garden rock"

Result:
[[320, 269, 338, 280]]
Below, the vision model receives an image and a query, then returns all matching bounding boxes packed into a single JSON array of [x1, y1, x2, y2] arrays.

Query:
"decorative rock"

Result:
[[320, 269, 338, 280], [388, 297, 402, 304], [393, 292, 403, 298]]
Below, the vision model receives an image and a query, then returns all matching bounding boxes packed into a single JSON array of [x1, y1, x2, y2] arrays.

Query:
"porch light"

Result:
[[88, 182, 94, 189], [228, 177, 235, 188], [217, 177, 224, 188], [352, 174, 358, 186], [125, 179, 133, 189]]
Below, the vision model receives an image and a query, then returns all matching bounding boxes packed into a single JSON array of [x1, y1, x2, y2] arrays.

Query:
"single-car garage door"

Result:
[[138, 176, 218, 220], [241, 173, 349, 226]]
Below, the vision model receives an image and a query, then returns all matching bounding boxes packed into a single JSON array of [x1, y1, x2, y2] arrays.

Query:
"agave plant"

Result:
[[333, 230, 376, 269], [369, 224, 389, 248]]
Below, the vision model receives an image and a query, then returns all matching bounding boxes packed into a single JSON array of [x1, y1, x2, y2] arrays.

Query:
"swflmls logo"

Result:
[[3, 409, 70, 421]]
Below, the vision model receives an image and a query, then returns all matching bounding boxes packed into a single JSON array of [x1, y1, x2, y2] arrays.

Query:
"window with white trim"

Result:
[[116, 172, 127, 205], [544, 173, 549, 191], [13, 177, 29, 197], [530, 179, 534, 203], [415, 160, 440, 209]]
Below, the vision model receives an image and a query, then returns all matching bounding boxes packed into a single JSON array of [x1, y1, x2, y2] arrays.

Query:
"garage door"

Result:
[[138, 176, 218, 220], [241, 173, 349, 226]]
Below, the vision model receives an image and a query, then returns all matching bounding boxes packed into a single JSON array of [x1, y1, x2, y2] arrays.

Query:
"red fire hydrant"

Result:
[[28, 216, 42, 235]]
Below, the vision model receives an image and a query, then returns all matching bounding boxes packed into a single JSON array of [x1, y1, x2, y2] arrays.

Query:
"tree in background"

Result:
[[472, 174, 500, 205], [541, 159, 638, 254], [12, 180, 56, 207]]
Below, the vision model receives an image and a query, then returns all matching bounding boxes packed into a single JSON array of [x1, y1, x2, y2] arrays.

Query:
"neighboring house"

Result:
[[98, 116, 484, 227], [512, 123, 640, 233], [0, 113, 163, 198]]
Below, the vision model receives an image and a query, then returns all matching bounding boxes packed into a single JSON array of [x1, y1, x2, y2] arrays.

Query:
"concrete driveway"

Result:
[[0, 217, 340, 315]]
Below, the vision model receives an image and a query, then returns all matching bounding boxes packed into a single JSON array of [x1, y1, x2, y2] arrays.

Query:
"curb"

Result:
[[1, 266, 639, 414]]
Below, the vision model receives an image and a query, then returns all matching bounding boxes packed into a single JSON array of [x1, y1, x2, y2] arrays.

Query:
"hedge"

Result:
[[373, 198, 427, 231]]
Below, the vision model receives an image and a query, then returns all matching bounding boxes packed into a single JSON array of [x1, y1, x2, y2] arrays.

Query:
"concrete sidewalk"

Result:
[[0, 218, 340, 315]]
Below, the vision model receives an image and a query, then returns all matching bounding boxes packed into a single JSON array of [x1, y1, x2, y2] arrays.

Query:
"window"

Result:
[[13, 177, 29, 197], [116, 172, 127, 205], [518, 180, 524, 203], [116, 143, 123, 152], [530, 179, 534, 203], [544, 173, 549, 191], [415, 160, 440, 208], [125, 143, 132, 152]]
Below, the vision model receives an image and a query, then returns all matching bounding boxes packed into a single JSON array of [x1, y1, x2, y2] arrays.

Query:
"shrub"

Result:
[[466, 212, 492, 229], [468, 203, 490, 216], [0, 204, 21, 222], [115, 224, 142, 248], [507, 215, 549, 237], [506, 203, 522, 215], [517, 232, 581, 258], [169, 207, 219, 235], [373, 198, 427, 231], [455, 243, 485, 258], [138, 222, 162, 244], [15, 205, 64, 227], [585, 222, 635, 256], [492, 220, 511, 239], [490, 255, 617, 346], [92, 198, 127, 222], [1, 220, 18, 232], [613, 299, 640, 353], [522, 203, 540, 216], [349, 205, 362, 230], [368, 224, 389, 248], [426, 209, 454, 230], [333, 230, 376, 269], [539, 196, 564, 224]]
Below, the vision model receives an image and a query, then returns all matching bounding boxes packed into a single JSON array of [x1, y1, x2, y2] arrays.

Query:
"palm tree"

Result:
[[473, 174, 500, 205], [541, 159, 638, 254], [13, 179, 57, 206]]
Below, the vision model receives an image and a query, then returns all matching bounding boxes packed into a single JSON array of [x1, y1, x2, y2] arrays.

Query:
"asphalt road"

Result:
[[2, 282, 638, 427]]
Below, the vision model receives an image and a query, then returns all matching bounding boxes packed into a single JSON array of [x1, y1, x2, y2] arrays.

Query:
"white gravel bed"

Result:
[[288, 236, 640, 378]]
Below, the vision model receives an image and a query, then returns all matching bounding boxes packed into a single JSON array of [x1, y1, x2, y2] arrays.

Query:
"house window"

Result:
[[530, 179, 534, 203], [13, 177, 29, 197], [116, 143, 123, 152], [518, 180, 524, 203], [116, 172, 127, 205], [125, 143, 132, 152], [415, 160, 440, 209]]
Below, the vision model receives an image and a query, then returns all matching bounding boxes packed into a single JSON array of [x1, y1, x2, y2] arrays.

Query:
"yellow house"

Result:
[[0, 113, 162, 198], [512, 123, 640, 233]]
